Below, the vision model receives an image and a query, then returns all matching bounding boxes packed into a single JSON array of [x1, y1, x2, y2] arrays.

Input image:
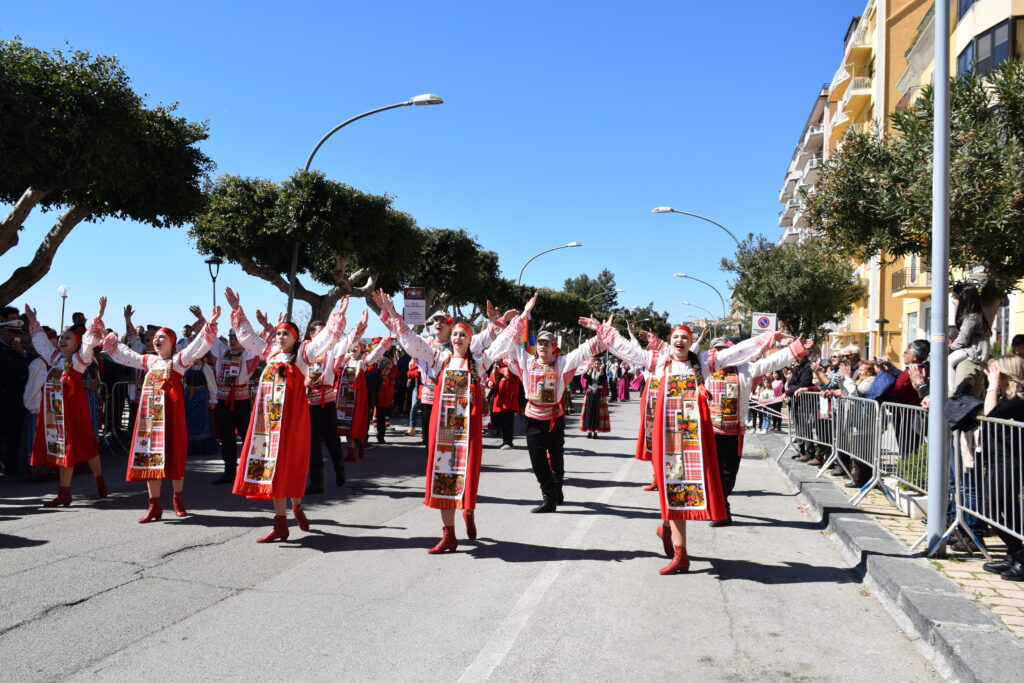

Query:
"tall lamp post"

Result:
[[205, 256, 224, 309], [517, 242, 582, 286], [652, 207, 740, 246], [682, 301, 719, 337], [578, 288, 624, 346], [285, 94, 445, 321], [58, 285, 69, 330], [674, 273, 727, 318]]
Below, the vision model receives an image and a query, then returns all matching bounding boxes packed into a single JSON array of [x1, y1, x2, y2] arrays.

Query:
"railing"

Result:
[[850, 75, 872, 91], [845, 26, 871, 54], [778, 392, 1024, 558], [891, 268, 931, 292], [806, 124, 824, 137]]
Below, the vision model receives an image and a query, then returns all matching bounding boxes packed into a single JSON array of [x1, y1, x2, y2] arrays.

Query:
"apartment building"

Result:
[[778, 0, 1024, 357]]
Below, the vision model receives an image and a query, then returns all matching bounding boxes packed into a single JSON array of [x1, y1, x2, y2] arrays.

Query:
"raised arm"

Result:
[[301, 298, 347, 363], [24, 305, 57, 361], [225, 288, 268, 358], [591, 317, 648, 368], [711, 331, 789, 370], [77, 297, 108, 367], [748, 338, 807, 378], [362, 336, 394, 368], [177, 306, 220, 368], [101, 332, 147, 370], [374, 290, 445, 374]]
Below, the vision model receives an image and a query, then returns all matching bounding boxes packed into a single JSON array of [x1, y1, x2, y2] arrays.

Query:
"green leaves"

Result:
[[804, 60, 1024, 296], [721, 236, 865, 340]]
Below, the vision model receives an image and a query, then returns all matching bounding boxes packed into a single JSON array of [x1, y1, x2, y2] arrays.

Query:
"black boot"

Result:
[[305, 472, 324, 495], [330, 453, 346, 486], [1001, 553, 1024, 582], [211, 468, 235, 485], [531, 497, 557, 513], [552, 474, 565, 505], [983, 554, 1016, 574]]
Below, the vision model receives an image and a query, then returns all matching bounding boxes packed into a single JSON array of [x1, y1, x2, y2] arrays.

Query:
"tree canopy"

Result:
[[721, 236, 865, 340], [803, 60, 1024, 297], [563, 269, 619, 311], [0, 38, 214, 305]]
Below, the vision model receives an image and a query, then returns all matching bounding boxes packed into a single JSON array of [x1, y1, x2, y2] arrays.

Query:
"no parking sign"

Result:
[[751, 312, 777, 336]]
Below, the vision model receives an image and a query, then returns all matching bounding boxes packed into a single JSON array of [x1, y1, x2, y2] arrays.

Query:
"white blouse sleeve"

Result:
[[230, 306, 268, 359]]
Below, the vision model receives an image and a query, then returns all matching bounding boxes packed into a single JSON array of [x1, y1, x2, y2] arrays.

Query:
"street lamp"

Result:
[[682, 301, 719, 337], [517, 242, 583, 286], [205, 256, 224, 308], [585, 288, 624, 305], [674, 273, 727, 318], [286, 94, 445, 320], [57, 285, 69, 330], [651, 207, 740, 246]]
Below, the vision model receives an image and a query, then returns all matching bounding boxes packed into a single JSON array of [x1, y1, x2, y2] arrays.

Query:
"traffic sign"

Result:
[[751, 312, 777, 336]]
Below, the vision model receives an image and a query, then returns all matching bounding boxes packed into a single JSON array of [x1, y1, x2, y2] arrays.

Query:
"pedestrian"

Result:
[[770, 370, 785, 432], [102, 303, 221, 522], [373, 290, 522, 551], [598, 322, 767, 574], [490, 358, 522, 449], [0, 306, 29, 479], [580, 360, 611, 438], [224, 287, 345, 543], [948, 283, 992, 392], [24, 298, 109, 506], [755, 377, 775, 434], [206, 319, 263, 485]]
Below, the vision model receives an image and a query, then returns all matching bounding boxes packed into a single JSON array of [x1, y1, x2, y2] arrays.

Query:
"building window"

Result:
[[957, 20, 1013, 76], [958, 0, 977, 23]]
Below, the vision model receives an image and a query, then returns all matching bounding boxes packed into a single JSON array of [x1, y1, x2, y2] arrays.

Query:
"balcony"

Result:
[[801, 156, 821, 185], [841, 75, 873, 112], [782, 198, 801, 219], [793, 207, 809, 229], [778, 208, 793, 228], [830, 65, 852, 101], [779, 225, 801, 244], [891, 268, 932, 298], [845, 26, 874, 61], [800, 124, 825, 156], [778, 173, 798, 203], [829, 108, 851, 140]]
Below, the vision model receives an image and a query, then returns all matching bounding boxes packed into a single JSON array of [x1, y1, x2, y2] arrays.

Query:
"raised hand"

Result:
[[224, 287, 240, 309], [578, 316, 601, 332], [23, 304, 37, 323], [354, 309, 369, 337], [208, 305, 222, 325], [486, 300, 499, 325], [189, 305, 204, 321], [255, 309, 270, 329], [696, 327, 709, 344], [626, 320, 635, 339], [502, 308, 518, 323], [986, 363, 1003, 389], [123, 304, 135, 321], [97, 296, 107, 319], [522, 292, 539, 317], [604, 313, 616, 328], [337, 295, 350, 317]]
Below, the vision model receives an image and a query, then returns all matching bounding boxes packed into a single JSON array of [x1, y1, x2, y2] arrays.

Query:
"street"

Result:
[[0, 400, 939, 682]]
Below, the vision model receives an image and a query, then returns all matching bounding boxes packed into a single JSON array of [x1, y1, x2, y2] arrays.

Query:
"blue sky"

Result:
[[3, 0, 865, 337]]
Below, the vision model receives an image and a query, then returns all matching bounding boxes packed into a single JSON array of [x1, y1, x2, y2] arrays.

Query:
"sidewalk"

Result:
[[748, 429, 1024, 683]]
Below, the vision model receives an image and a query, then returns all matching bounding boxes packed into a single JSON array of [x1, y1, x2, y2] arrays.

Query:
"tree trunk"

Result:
[[0, 204, 96, 307], [0, 186, 55, 256]]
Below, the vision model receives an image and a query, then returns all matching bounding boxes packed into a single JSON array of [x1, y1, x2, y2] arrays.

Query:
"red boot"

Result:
[[257, 515, 289, 543], [659, 545, 690, 575], [172, 492, 187, 517], [138, 497, 163, 523], [43, 486, 72, 508], [463, 510, 477, 540], [656, 522, 673, 558], [642, 480, 658, 491], [427, 525, 458, 554], [95, 475, 109, 498], [292, 503, 310, 531]]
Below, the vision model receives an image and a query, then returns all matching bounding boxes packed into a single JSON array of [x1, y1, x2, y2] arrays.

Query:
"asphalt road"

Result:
[[0, 400, 940, 682]]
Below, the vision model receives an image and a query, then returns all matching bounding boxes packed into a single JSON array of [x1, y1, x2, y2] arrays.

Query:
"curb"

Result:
[[753, 435, 1024, 683]]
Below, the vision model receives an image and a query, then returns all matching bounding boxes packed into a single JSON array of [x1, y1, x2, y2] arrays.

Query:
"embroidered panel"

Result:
[[335, 365, 357, 432], [430, 368, 471, 500], [241, 363, 287, 484], [42, 364, 67, 464], [132, 366, 169, 470], [661, 372, 707, 512]]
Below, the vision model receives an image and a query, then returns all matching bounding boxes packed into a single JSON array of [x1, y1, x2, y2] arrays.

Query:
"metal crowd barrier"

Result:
[[877, 402, 929, 508], [107, 381, 134, 450], [938, 417, 1024, 561], [829, 396, 882, 505], [777, 392, 835, 461]]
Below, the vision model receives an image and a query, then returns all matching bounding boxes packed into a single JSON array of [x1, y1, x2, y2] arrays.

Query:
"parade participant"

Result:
[[303, 306, 361, 494], [24, 298, 108, 507], [632, 328, 666, 489], [102, 305, 221, 522], [490, 358, 521, 449], [373, 345, 398, 444], [334, 317, 390, 462], [495, 300, 605, 513], [206, 321, 264, 485], [183, 353, 218, 455], [372, 290, 522, 552], [224, 287, 345, 543], [703, 333, 803, 526], [596, 321, 769, 574], [580, 360, 611, 437]]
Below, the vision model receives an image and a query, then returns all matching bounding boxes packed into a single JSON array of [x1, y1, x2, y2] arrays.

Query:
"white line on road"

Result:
[[456, 451, 640, 683]]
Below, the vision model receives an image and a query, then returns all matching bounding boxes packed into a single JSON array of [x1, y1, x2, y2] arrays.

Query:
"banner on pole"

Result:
[[403, 287, 426, 326], [751, 312, 777, 336]]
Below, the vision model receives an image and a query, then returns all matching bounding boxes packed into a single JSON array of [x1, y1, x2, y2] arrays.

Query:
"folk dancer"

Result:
[[102, 304, 221, 522], [25, 298, 108, 507], [373, 291, 521, 553], [225, 288, 345, 543], [334, 319, 392, 462], [597, 323, 765, 574]]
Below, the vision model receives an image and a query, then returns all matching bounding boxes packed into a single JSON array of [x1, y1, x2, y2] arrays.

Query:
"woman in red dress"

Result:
[[25, 298, 108, 508], [103, 305, 221, 522], [225, 287, 346, 543]]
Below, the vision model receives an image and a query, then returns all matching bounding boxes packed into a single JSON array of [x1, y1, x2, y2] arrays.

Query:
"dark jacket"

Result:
[[785, 360, 814, 397]]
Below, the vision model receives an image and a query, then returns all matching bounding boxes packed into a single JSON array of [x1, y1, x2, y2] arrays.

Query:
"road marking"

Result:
[[457, 451, 638, 682]]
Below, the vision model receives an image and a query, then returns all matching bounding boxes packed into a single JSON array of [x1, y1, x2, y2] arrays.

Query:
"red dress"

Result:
[[423, 359, 484, 511], [31, 360, 98, 468], [492, 364, 522, 413]]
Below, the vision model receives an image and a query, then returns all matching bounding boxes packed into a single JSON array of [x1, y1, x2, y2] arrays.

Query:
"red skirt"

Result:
[[633, 381, 653, 462], [31, 369, 98, 468], [650, 383, 727, 522], [424, 386, 483, 511], [127, 373, 188, 481], [338, 374, 369, 440], [233, 365, 310, 500]]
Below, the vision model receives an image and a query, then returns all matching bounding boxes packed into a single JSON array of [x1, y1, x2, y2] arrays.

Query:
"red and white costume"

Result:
[[230, 306, 344, 500], [29, 318, 104, 468], [103, 323, 218, 481], [334, 335, 393, 440]]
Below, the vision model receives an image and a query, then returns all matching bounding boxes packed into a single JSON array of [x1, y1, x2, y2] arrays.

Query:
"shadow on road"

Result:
[[701, 556, 859, 584]]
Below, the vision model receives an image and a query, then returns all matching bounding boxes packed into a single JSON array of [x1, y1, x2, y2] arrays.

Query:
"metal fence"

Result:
[[778, 392, 1024, 556]]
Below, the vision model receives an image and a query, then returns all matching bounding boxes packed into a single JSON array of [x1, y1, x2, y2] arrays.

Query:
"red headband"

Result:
[[276, 322, 300, 340], [64, 326, 85, 347], [671, 325, 694, 339], [452, 322, 473, 339], [157, 327, 177, 345]]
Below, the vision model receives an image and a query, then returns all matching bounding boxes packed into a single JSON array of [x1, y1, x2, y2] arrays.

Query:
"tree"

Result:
[[611, 302, 672, 341], [191, 170, 420, 320], [403, 228, 503, 320], [721, 236, 865, 340], [563, 269, 619, 311], [803, 60, 1024, 297], [0, 38, 214, 305]]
